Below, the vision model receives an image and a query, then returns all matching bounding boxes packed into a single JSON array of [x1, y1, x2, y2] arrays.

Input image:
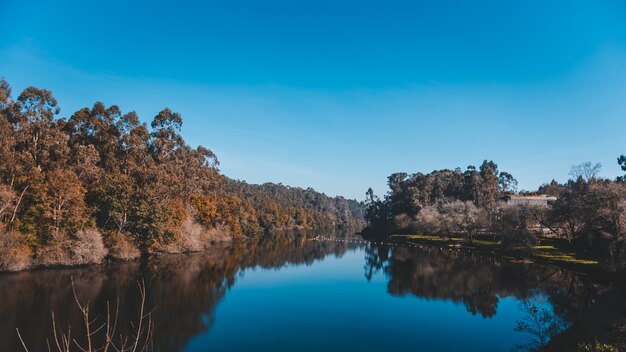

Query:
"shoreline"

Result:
[[0, 235, 235, 274], [377, 233, 624, 280], [0, 228, 359, 273], [360, 232, 626, 350]]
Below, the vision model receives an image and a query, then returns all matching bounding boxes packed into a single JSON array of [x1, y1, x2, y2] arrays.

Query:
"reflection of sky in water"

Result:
[[184, 247, 553, 352], [2, 236, 585, 352]]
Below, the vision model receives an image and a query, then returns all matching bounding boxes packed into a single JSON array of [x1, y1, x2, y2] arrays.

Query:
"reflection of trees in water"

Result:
[[0, 232, 359, 352], [364, 244, 604, 321], [364, 244, 390, 281], [513, 299, 568, 351]]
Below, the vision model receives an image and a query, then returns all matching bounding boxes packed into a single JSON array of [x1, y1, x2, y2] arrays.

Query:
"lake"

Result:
[[0, 232, 604, 352]]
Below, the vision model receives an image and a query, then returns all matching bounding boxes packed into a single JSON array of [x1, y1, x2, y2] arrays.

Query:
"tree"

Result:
[[387, 172, 414, 216], [549, 179, 626, 269], [438, 200, 485, 243], [538, 179, 565, 197], [66, 102, 122, 171], [364, 187, 388, 228], [514, 300, 566, 351], [618, 155, 626, 180], [478, 160, 499, 207], [549, 177, 589, 242], [13, 87, 67, 172], [498, 171, 518, 194], [569, 162, 602, 181], [463, 165, 483, 205], [0, 78, 367, 262], [150, 108, 184, 162], [478, 160, 501, 240], [91, 174, 134, 234], [0, 183, 16, 223], [0, 79, 18, 184], [497, 204, 542, 251], [363, 161, 517, 237], [579, 182, 626, 268], [46, 169, 88, 236]]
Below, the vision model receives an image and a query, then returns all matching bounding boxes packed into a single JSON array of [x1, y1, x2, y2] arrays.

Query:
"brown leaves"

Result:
[[46, 168, 88, 236]]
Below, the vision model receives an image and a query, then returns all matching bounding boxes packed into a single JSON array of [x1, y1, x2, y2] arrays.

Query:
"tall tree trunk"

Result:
[[10, 185, 28, 223]]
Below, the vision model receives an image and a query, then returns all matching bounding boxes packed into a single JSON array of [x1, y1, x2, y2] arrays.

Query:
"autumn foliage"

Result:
[[0, 79, 364, 270]]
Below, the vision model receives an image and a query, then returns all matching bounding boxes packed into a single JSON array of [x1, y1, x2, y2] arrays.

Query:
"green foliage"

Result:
[[364, 161, 513, 231]]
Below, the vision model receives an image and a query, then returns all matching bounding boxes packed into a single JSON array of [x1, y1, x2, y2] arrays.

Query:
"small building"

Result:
[[499, 194, 557, 207]]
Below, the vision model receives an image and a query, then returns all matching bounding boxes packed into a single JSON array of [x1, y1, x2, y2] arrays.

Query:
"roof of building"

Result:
[[504, 194, 558, 201]]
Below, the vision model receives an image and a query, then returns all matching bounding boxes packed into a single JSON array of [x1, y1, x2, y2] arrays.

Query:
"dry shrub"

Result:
[[0, 228, 32, 271], [35, 229, 108, 267], [71, 229, 108, 264], [438, 201, 486, 240], [160, 216, 232, 253], [414, 206, 442, 235], [105, 231, 141, 260]]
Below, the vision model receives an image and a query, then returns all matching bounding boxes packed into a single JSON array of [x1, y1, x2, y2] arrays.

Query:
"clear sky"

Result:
[[1, 0, 625, 200]]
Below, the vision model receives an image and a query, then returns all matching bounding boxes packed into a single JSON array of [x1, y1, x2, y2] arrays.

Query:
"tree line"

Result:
[[0, 79, 364, 270], [364, 159, 626, 270]]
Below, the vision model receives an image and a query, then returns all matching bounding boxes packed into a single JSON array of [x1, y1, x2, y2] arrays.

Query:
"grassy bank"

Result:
[[388, 234, 605, 274]]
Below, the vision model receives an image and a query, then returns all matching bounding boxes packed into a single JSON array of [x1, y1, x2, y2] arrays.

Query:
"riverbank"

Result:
[[0, 227, 354, 273], [0, 234, 593, 352], [0, 222, 233, 273], [364, 232, 625, 350], [544, 286, 626, 351]]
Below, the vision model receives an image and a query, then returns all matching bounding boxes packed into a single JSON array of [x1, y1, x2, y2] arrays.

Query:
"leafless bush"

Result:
[[17, 278, 154, 352], [71, 229, 108, 264], [0, 227, 32, 271], [160, 216, 231, 253], [438, 201, 486, 242], [106, 231, 141, 261], [36, 229, 108, 267], [413, 206, 442, 236]]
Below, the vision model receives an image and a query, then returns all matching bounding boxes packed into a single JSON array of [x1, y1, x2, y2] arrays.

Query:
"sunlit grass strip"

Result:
[[532, 245, 555, 249], [391, 233, 599, 266], [534, 252, 598, 265], [390, 234, 496, 245], [390, 234, 463, 242]]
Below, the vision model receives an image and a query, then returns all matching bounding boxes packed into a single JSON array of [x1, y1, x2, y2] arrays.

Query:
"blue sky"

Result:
[[1, 0, 625, 199]]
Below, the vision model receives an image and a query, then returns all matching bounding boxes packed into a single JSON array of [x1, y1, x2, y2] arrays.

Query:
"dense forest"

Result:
[[0, 79, 364, 271], [364, 159, 626, 271]]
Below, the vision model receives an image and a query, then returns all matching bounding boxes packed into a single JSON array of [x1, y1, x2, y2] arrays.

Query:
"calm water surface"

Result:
[[0, 233, 604, 352]]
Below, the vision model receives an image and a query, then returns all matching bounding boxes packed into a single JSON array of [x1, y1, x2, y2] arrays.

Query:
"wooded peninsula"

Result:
[[363, 159, 626, 273]]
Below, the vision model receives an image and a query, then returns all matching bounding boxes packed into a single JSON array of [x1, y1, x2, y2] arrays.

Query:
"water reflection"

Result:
[[513, 299, 568, 351], [0, 232, 359, 352], [364, 243, 602, 320], [0, 234, 608, 352]]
